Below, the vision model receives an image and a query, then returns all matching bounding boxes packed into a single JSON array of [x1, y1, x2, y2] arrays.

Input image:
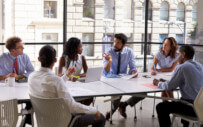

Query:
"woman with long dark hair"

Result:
[[58, 37, 88, 77]]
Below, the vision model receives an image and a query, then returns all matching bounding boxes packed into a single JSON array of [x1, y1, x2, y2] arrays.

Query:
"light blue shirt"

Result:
[[154, 50, 179, 69], [158, 60, 203, 101], [103, 47, 137, 75], [0, 52, 34, 78]]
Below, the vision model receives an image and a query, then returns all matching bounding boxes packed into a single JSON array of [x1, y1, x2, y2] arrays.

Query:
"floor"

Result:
[[18, 93, 187, 127]]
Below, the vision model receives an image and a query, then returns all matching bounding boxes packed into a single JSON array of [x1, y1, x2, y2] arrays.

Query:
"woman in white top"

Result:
[[58, 37, 93, 105], [58, 37, 88, 77], [151, 37, 179, 100]]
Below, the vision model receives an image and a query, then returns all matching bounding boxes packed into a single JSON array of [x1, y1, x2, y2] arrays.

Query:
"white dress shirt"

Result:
[[28, 67, 97, 114]]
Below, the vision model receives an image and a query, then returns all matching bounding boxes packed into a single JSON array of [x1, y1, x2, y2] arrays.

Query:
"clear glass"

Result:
[[44, 1, 57, 18], [160, 1, 169, 21], [83, 0, 95, 19]]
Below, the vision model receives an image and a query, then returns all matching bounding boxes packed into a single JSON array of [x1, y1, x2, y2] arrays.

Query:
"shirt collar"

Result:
[[39, 67, 53, 74], [8, 52, 16, 60], [114, 47, 127, 54], [184, 59, 193, 64]]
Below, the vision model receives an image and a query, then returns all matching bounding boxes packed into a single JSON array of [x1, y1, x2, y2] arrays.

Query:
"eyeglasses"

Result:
[[15, 46, 24, 49]]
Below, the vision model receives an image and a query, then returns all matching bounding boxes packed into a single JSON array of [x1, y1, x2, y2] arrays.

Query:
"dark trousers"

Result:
[[18, 100, 32, 126], [69, 113, 106, 127], [111, 95, 145, 115], [156, 99, 196, 127]]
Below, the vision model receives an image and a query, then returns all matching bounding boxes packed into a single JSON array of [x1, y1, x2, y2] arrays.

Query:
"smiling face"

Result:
[[162, 39, 171, 53]]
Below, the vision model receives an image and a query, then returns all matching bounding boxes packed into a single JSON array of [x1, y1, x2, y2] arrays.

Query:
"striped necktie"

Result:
[[13, 57, 18, 74]]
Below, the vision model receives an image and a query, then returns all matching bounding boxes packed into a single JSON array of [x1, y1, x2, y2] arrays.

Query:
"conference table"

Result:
[[0, 72, 173, 100], [0, 72, 175, 124]]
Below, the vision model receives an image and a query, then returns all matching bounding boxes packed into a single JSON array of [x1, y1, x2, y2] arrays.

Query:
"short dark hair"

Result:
[[6, 36, 22, 51], [179, 45, 195, 59], [39, 45, 56, 67], [115, 33, 127, 44], [63, 37, 81, 60]]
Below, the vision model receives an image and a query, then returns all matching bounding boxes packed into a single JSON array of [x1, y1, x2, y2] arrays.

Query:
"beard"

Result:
[[114, 46, 123, 52], [179, 57, 184, 64]]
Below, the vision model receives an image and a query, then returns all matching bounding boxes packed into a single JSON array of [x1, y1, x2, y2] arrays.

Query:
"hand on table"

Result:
[[153, 79, 159, 86]]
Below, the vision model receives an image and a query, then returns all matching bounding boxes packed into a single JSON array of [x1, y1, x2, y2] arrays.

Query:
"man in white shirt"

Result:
[[29, 45, 105, 127]]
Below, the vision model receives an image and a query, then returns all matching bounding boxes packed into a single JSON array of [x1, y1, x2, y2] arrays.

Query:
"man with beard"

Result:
[[154, 45, 203, 127], [103, 33, 145, 120]]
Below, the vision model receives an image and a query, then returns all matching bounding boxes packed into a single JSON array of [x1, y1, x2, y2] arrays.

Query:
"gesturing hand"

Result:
[[103, 53, 112, 62]]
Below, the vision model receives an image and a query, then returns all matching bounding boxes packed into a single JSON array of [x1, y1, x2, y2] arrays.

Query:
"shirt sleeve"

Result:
[[154, 51, 162, 61], [103, 50, 112, 75], [0, 55, 3, 75], [158, 66, 183, 91], [57, 79, 97, 114], [128, 49, 137, 74], [23, 54, 34, 78]]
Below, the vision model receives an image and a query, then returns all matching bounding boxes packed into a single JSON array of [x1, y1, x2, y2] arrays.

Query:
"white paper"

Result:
[[121, 72, 138, 80]]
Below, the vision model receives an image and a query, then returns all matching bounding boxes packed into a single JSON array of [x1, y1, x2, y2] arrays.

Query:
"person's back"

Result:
[[29, 45, 105, 127], [179, 60, 203, 100], [29, 68, 65, 98], [155, 45, 203, 127]]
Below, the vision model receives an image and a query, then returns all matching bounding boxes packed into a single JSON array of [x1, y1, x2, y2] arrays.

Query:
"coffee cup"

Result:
[[5, 77, 15, 87]]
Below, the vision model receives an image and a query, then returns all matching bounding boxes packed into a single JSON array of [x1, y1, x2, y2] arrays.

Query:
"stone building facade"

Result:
[[0, 0, 199, 70]]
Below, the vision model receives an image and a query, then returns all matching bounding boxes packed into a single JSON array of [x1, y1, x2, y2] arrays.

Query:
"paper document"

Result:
[[142, 83, 158, 89], [121, 72, 138, 80]]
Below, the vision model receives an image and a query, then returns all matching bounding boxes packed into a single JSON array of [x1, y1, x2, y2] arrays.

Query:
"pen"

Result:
[[154, 65, 156, 72], [96, 104, 98, 111]]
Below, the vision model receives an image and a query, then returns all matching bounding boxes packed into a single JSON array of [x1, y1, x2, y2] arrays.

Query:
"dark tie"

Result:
[[13, 57, 18, 74], [117, 52, 121, 74]]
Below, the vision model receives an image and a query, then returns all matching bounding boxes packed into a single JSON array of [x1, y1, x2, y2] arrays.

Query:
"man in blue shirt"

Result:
[[0, 36, 34, 80], [153, 45, 203, 127], [0, 36, 34, 127], [103, 33, 145, 120]]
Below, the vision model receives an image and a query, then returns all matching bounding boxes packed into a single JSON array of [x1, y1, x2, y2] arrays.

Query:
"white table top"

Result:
[[0, 72, 173, 101], [101, 72, 172, 94]]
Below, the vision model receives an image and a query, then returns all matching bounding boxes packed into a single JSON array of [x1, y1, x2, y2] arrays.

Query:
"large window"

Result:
[[0, 0, 3, 43], [176, 34, 184, 44], [142, 1, 152, 21], [102, 33, 114, 54], [176, 3, 185, 22], [42, 33, 58, 56], [83, 0, 95, 19], [160, 1, 169, 21], [123, 0, 133, 20], [192, 4, 197, 22], [82, 33, 94, 56], [141, 34, 151, 55], [104, 0, 115, 19], [44, 1, 57, 18]]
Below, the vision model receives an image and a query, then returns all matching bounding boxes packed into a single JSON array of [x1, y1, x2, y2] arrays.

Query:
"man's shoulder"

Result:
[[0, 52, 9, 60]]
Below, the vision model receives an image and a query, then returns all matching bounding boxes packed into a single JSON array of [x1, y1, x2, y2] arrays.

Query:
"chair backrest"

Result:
[[0, 99, 18, 127], [30, 95, 72, 127], [194, 87, 203, 121]]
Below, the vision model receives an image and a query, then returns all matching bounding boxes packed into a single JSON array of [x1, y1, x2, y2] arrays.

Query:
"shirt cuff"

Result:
[[103, 68, 108, 75], [62, 74, 70, 82]]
